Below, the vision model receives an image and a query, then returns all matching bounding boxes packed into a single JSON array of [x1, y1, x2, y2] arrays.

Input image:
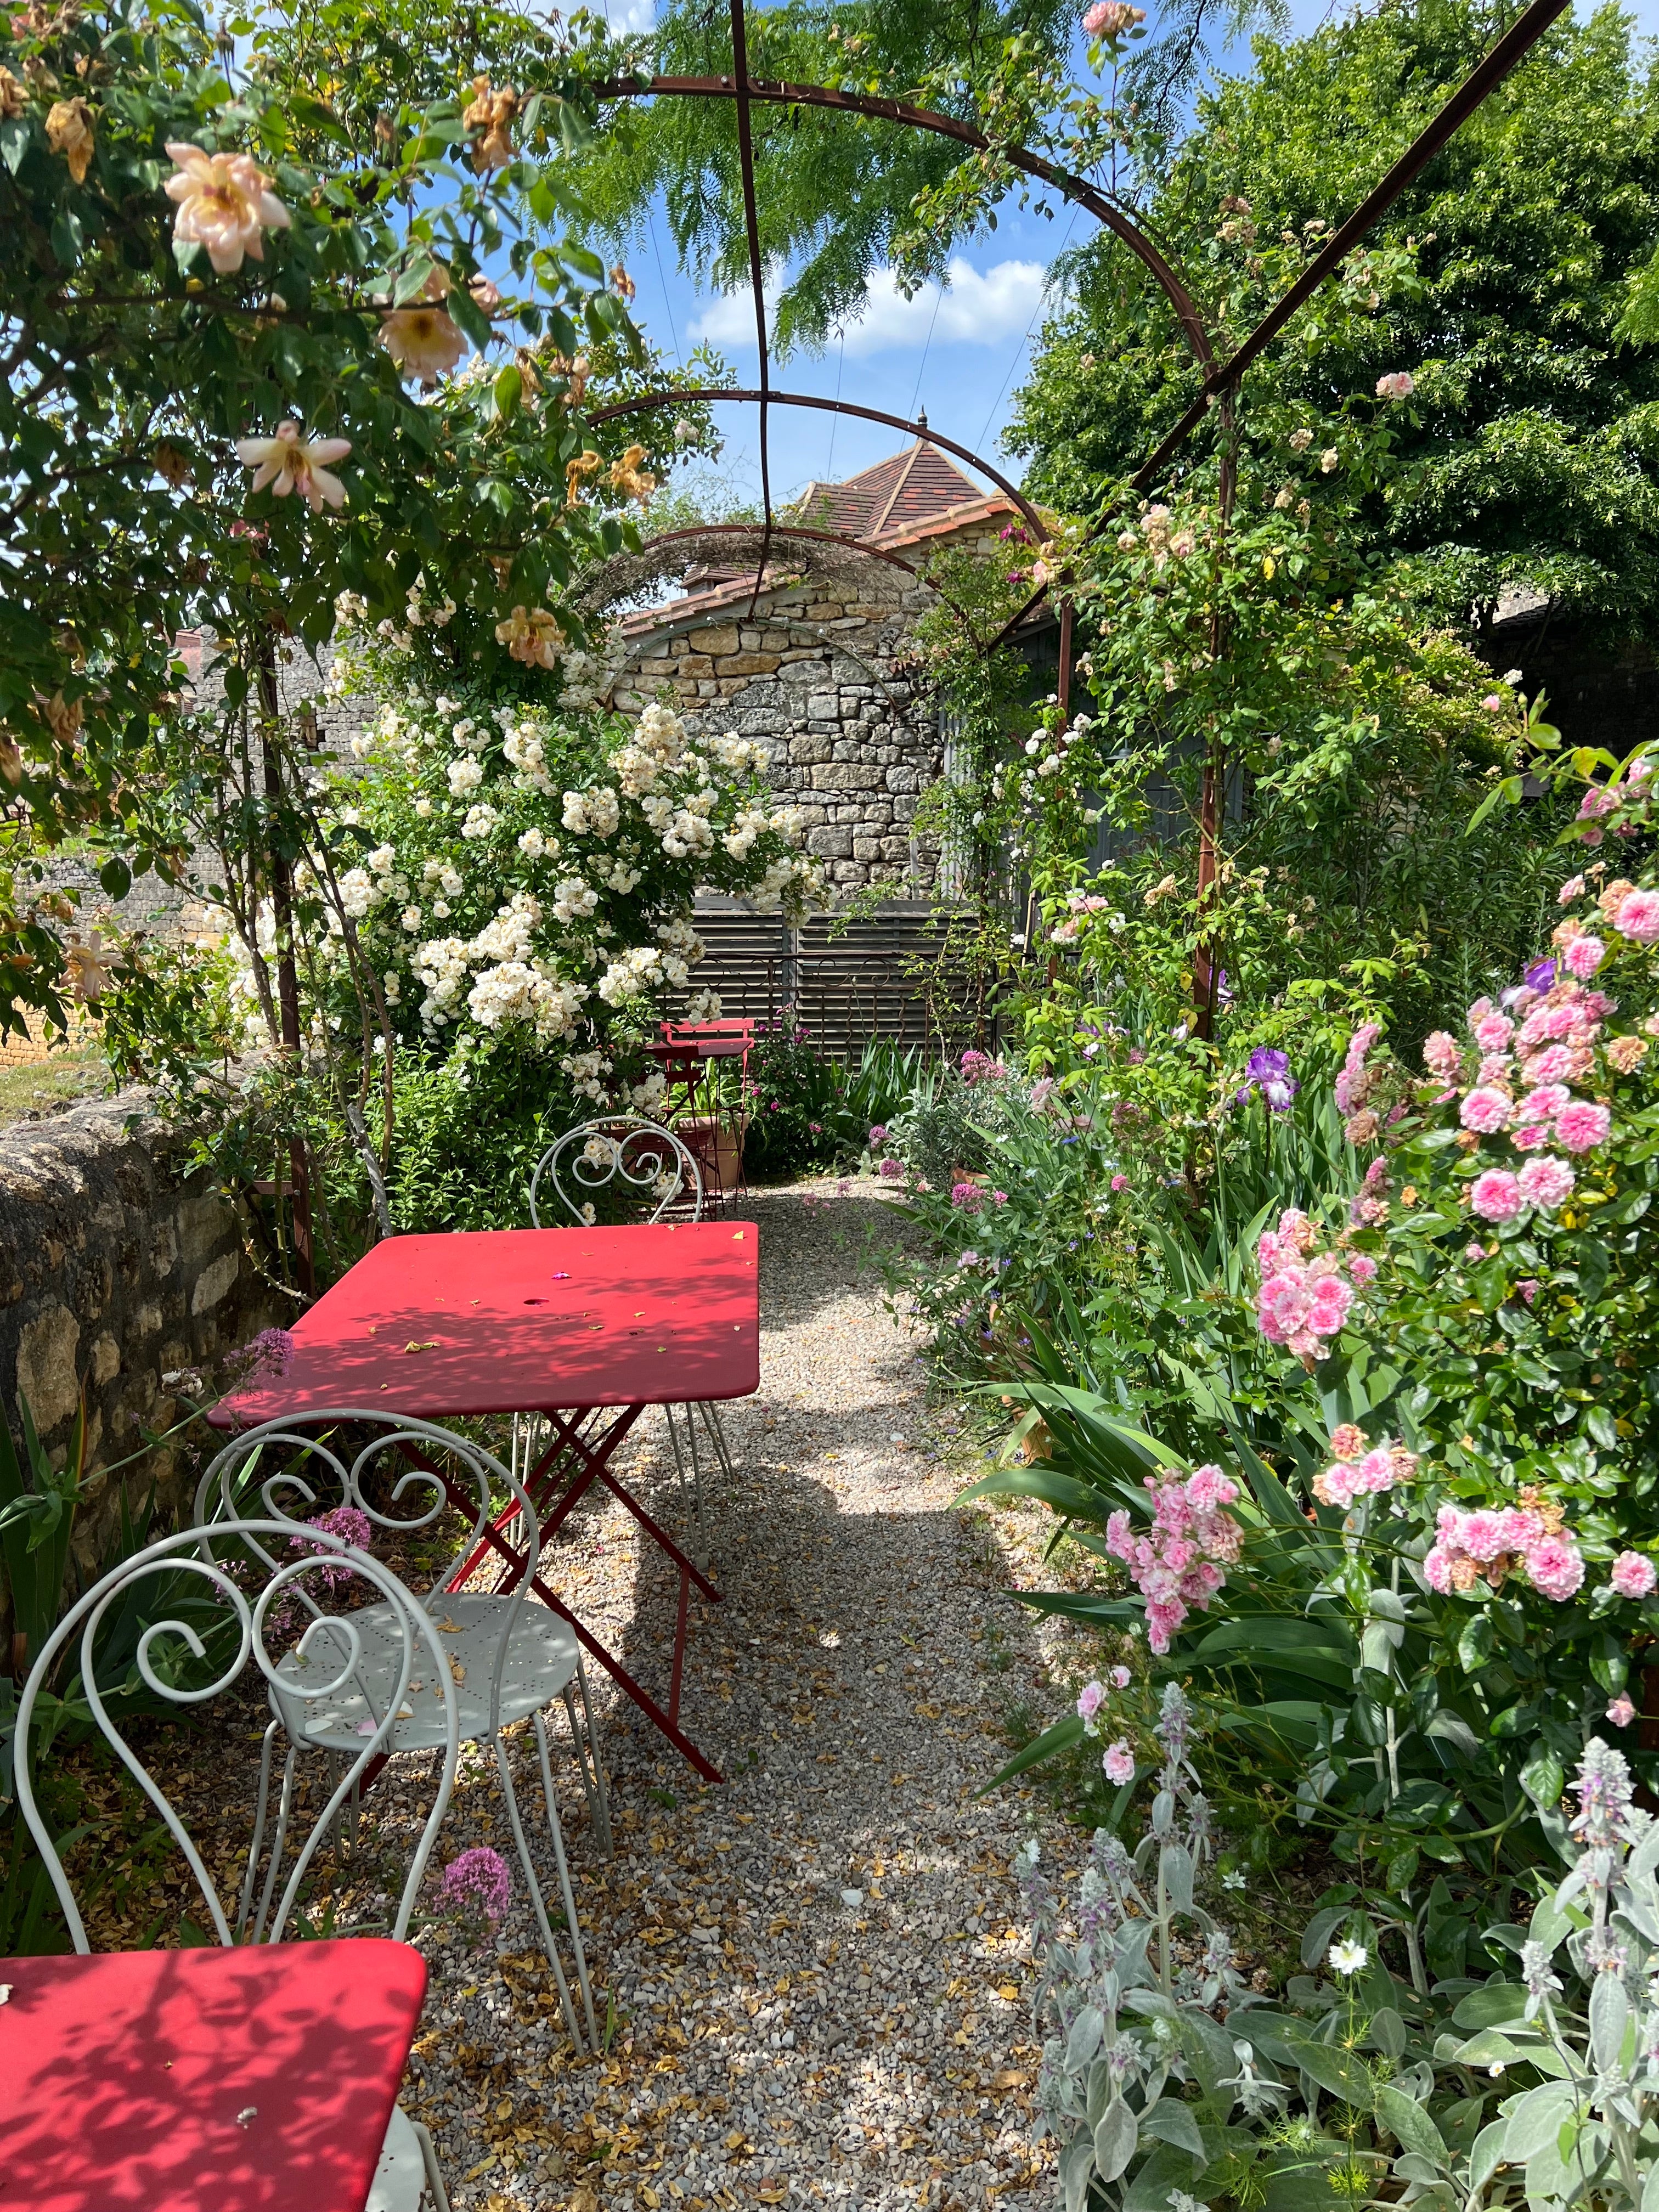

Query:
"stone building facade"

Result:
[[592, 436, 1023, 890]]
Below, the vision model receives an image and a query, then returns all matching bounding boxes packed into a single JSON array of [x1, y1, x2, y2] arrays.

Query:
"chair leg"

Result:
[[562, 1652, 613, 1860], [251, 1741, 300, 1944], [665, 1402, 710, 1574], [698, 1400, 737, 1488], [533, 1707, 601, 2051], [413, 2119, 451, 2212], [492, 1731, 585, 2052], [237, 1718, 281, 1940]]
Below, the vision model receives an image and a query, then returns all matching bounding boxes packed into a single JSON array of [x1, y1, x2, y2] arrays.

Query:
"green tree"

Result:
[[1007, 0, 1659, 642]]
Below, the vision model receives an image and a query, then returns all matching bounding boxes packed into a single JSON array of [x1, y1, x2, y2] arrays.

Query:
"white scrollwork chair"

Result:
[[196, 1412, 609, 2052], [13, 1516, 459, 2212], [527, 1115, 737, 1560]]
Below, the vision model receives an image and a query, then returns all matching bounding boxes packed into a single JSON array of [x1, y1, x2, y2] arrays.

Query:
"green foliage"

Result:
[[1009, 0, 1659, 642]]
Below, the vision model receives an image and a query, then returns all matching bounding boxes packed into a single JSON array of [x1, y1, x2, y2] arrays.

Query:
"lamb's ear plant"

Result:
[[1016, 1683, 1578, 2212]]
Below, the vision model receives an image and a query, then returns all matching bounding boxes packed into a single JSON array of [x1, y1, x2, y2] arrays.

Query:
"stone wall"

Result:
[[608, 573, 945, 891], [0, 1093, 285, 1602]]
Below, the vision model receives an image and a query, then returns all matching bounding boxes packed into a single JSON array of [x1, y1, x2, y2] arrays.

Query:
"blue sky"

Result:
[[594, 0, 1659, 508]]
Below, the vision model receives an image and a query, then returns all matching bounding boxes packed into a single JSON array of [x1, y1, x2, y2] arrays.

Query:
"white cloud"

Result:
[[690, 257, 1052, 358], [589, 0, 654, 27]]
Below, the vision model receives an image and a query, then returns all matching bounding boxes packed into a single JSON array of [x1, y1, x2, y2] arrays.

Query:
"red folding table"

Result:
[[216, 1222, 760, 1782], [0, 1938, 427, 2212]]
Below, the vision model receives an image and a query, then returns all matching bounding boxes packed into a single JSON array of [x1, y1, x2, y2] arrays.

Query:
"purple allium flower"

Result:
[[439, 1846, 512, 1923], [291, 1505, 375, 1590], [1235, 1046, 1298, 1113], [240, 1327, 296, 1380]]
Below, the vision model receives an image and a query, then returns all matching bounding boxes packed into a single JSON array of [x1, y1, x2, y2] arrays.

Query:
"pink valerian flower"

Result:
[[438, 1846, 512, 1924], [1612, 888, 1659, 944], [1375, 370, 1415, 399], [1103, 1466, 1245, 1652], [1470, 1169, 1522, 1223], [1607, 1694, 1638, 1729], [1423, 1497, 1582, 1599], [958, 1049, 1008, 1086], [239, 1327, 296, 1380], [1517, 1155, 1575, 1209], [1564, 934, 1606, 979], [1101, 1739, 1136, 1784], [1459, 1086, 1513, 1134], [1423, 1030, 1463, 1081], [950, 1181, 985, 1211], [1609, 1551, 1658, 1600], [1555, 1099, 1612, 1153]]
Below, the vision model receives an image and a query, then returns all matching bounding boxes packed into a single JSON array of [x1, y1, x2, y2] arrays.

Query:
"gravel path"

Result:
[[403, 1179, 1062, 2212]]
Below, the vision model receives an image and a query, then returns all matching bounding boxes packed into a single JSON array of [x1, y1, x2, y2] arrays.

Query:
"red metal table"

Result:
[[0, 1938, 426, 2212], [217, 1222, 760, 1781]]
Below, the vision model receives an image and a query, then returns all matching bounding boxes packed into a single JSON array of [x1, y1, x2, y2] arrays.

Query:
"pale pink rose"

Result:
[[1610, 1551, 1658, 1599], [1559, 874, 1586, 904], [1564, 934, 1606, 979], [1349, 1253, 1377, 1281], [234, 421, 351, 512], [1515, 1278, 1539, 1304], [1108, 1664, 1132, 1688], [1144, 1600, 1186, 1654], [165, 140, 290, 273], [1607, 1694, 1638, 1728], [1470, 1169, 1522, 1222], [1472, 1014, 1514, 1051], [1481, 693, 1504, 713], [1422, 1544, 1454, 1593], [1459, 1511, 1506, 1562], [1460, 1086, 1513, 1133], [1423, 1030, 1463, 1079], [1077, 1681, 1107, 1725], [1555, 1100, 1611, 1153], [1463, 1242, 1487, 1262], [1519, 1084, 1571, 1121], [1517, 1155, 1575, 1209], [1185, 1464, 1239, 1510], [1613, 889, 1659, 945], [1101, 1739, 1136, 1783], [1375, 370, 1416, 400], [1522, 1044, 1575, 1085], [1511, 1122, 1551, 1150], [1525, 1532, 1585, 1600]]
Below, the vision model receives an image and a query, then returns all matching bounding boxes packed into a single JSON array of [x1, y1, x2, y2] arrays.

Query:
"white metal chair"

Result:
[[13, 1515, 459, 2212], [527, 1115, 738, 1561], [195, 1412, 610, 2051]]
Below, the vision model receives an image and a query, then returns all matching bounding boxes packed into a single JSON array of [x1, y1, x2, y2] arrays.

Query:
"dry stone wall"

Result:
[[608, 575, 944, 891], [0, 1093, 284, 1599]]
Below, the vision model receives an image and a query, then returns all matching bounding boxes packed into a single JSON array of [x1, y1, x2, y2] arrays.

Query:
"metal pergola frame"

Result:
[[591, 0, 1570, 1021]]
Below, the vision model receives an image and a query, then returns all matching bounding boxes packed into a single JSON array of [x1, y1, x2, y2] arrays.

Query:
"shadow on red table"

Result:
[[0, 1938, 425, 2212]]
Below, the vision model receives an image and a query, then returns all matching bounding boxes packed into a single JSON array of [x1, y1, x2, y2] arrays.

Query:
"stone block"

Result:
[[779, 658, 824, 684], [190, 1250, 239, 1315], [811, 763, 882, 792], [789, 736, 834, 765], [794, 805, 828, 827], [176, 1192, 229, 1267], [805, 692, 840, 721], [714, 653, 782, 678], [738, 629, 762, 651], [89, 1330, 120, 1387], [852, 836, 883, 861], [886, 765, 919, 793], [808, 825, 854, 859], [16, 1301, 81, 1431], [689, 624, 741, 657], [149, 1219, 177, 1277]]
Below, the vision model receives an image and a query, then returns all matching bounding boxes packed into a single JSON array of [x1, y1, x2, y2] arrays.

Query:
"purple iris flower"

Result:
[[1235, 1046, 1298, 1114]]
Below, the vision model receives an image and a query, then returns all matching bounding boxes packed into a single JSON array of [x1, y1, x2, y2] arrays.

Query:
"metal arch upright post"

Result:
[[726, 0, 774, 619]]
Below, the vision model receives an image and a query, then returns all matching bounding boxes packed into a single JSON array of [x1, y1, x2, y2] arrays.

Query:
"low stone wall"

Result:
[[0, 1093, 285, 1599]]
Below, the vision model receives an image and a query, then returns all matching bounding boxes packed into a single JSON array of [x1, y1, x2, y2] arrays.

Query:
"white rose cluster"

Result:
[[504, 724, 554, 793], [596, 944, 666, 1005], [447, 757, 484, 796], [561, 1048, 613, 1103], [552, 877, 599, 924], [562, 786, 620, 838]]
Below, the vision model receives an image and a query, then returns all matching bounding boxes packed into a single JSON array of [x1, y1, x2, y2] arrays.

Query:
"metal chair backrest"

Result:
[[12, 1516, 460, 1952], [528, 1115, 706, 1228], [195, 1411, 543, 1738]]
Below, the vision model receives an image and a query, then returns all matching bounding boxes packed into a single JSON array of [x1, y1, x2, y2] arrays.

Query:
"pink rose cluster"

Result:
[[1349, 1153, 1392, 1230], [1074, 1662, 1135, 1736], [1334, 1020, 1382, 1118], [1423, 1496, 1584, 1601], [1608, 1550, 1658, 1601], [1104, 1464, 1244, 1654], [1311, 1424, 1418, 1510], [1255, 1208, 1361, 1359]]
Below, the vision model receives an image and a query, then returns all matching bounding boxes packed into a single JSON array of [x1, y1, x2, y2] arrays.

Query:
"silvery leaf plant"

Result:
[[1018, 1683, 1518, 2212]]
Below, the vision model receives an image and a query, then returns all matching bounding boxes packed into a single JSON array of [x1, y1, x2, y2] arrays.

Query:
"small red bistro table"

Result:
[[0, 1937, 427, 2212], [215, 1221, 760, 1781]]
